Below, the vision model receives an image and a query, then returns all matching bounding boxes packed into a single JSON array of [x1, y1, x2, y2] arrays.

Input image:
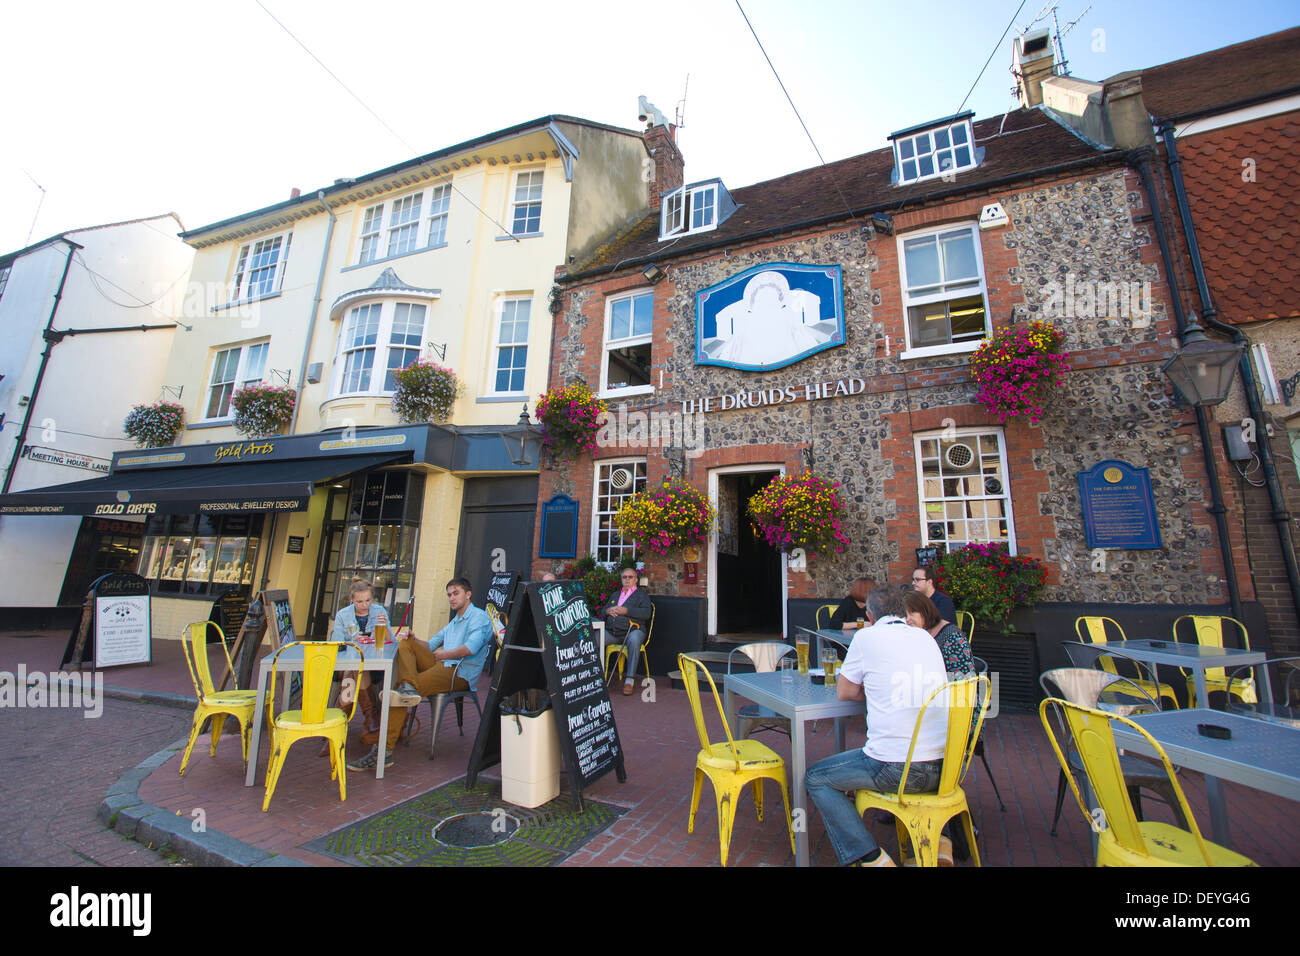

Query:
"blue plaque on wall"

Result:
[[539, 494, 579, 559], [1077, 460, 1162, 550], [695, 262, 845, 371]]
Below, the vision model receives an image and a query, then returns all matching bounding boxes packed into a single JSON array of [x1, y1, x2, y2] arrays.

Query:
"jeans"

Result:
[[806, 749, 943, 865], [609, 624, 647, 682]]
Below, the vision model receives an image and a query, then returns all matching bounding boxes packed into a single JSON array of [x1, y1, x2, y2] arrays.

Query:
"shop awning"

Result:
[[0, 453, 408, 517]]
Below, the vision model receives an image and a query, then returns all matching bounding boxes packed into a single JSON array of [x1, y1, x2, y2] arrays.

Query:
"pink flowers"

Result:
[[968, 322, 1070, 424]]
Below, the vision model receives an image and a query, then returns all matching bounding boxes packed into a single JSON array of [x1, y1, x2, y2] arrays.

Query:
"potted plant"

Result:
[[968, 320, 1070, 424], [123, 401, 184, 448], [535, 382, 606, 460], [746, 472, 849, 557], [391, 359, 462, 424], [933, 542, 1048, 633], [231, 383, 296, 438], [558, 554, 630, 617], [614, 479, 716, 557]]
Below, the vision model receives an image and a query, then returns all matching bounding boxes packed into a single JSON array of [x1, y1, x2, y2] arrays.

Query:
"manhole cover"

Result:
[[433, 811, 519, 848]]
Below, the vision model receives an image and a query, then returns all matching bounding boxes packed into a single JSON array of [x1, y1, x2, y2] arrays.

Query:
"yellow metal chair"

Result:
[[678, 654, 796, 867], [814, 603, 840, 630], [1075, 616, 1180, 709], [1171, 615, 1257, 707], [1038, 697, 1256, 867], [178, 621, 258, 777], [957, 611, 975, 645], [853, 675, 990, 867], [262, 641, 362, 812], [605, 601, 655, 684]]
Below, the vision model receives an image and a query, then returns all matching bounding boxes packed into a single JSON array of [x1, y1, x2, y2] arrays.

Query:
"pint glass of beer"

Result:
[[795, 634, 810, 675]]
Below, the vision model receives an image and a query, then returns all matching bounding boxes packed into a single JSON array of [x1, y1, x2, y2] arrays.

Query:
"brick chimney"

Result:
[[1014, 28, 1056, 108], [644, 123, 684, 211]]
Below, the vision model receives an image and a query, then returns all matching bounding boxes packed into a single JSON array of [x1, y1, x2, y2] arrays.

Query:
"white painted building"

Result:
[[0, 214, 193, 621]]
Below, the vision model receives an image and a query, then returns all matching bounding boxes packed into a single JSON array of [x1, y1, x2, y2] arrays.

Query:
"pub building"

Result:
[[532, 61, 1300, 701]]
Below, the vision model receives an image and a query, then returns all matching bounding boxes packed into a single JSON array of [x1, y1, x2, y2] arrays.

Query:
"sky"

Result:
[[1, 0, 1296, 254]]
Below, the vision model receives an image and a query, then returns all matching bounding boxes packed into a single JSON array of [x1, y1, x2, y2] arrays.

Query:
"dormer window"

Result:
[[660, 179, 735, 240], [890, 113, 978, 185]]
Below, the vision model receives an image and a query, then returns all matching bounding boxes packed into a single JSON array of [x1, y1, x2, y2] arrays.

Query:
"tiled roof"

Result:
[[1139, 27, 1300, 123], [1177, 112, 1300, 324], [570, 108, 1112, 277]]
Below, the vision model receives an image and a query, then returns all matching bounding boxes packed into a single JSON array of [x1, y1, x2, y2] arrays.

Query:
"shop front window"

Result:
[[137, 514, 264, 596]]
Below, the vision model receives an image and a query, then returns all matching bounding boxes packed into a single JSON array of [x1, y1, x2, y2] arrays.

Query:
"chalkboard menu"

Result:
[[467, 580, 625, 809], [1078, 460, 1162, 550], [915, 545, 943, 567], [485, 572, 518, 619], [212, 589, 250, 638]]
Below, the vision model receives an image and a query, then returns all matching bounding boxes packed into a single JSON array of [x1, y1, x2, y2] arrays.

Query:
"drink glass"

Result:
[[821, 646, 838, 685], [780, 658, 795, 685], [856, 617, 866, 630], [795, 635, 810, 675], [374, 622, 388, 651]]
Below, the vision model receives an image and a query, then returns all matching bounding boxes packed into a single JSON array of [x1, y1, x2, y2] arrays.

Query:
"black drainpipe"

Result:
[[1158, 121, 1300, 632], [3, 239, 82, 494], [1128, 148, 1243, 620]]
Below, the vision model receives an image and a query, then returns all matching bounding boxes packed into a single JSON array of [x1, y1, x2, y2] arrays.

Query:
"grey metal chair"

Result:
[[1039, 666, 1189, 836], [1062, 639, 1179, 709], [424, 657, 482, 759], [1227, 657, 1300, 727], [728, 641, 796, 738]]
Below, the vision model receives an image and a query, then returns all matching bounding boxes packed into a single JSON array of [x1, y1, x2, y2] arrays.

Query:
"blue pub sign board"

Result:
[[696, 263, 845, 371], [1077, 460, 1162, 550]]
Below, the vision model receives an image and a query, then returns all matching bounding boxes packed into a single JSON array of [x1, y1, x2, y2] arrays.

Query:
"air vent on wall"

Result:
[[944, 442, 974, 469], [610, 467, 633, 491]]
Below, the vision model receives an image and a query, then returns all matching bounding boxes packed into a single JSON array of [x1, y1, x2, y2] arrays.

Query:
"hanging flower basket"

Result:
[[934, 542, 1048, 632], [231, 384, 296, 438], [614, 479, 716, 557], [535, 382, 607, 460], [123, 401, 184, 448], [969, 320, 1070, 424], [391, 359, 462, 424], [746, 472, 849, 557]]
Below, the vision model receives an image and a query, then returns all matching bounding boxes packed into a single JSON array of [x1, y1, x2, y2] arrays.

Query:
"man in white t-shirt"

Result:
[[805, 582, 950, 867]]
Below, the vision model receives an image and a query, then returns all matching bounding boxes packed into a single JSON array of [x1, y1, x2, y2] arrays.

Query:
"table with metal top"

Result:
[[244, 640, 398, 786], [724, 670, 862, 867], [1110, 708, 1300, 849], [1116, 640, 1270, 709]]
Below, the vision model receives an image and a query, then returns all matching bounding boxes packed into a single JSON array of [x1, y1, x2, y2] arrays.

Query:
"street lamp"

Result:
[[500, 404, 544, 467], [1161, 321, 1244, 406]]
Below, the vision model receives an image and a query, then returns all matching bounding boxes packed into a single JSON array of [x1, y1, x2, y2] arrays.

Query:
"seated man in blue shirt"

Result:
[[347, 577, 493, 771]]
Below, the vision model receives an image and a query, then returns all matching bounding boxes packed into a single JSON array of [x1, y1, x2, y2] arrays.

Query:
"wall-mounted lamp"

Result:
[[642, 263, 666, 283], [1161, 320, 1243, 407], [500, 405, 544, 467]]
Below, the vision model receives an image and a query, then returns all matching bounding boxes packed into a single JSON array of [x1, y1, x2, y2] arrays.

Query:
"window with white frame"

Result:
[[601, 290, 653, 394], [490, 298, 531, 394], [426, 184, 451, 247], [892, 118, 977, 185], [915, 429, 1015, 552], [660, 182, 720, 239], [898, 224, 989, 354], [334, 300, 428, 395], [510, 170, 544, 236], [205, 341, 269, 419], [231, 234, 290, 301], [594, 460, 648, 564], [356, 185, 452, 264]]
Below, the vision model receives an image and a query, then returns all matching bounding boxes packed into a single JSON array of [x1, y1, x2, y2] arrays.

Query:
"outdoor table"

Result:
[[1109, 708, 1300, 850], [724, 670, 860, 867], [245, 640, 399, 786], [1116, 639, 1270, 709], [1227, 700, 1300, 728]]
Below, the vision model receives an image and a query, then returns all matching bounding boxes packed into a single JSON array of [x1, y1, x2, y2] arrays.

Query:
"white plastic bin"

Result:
[[500, 707, 562, 808]]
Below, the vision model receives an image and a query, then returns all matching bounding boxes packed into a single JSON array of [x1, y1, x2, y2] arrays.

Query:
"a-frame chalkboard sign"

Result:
[[220, 589, 294, 692], [467, 579, 625, 811]]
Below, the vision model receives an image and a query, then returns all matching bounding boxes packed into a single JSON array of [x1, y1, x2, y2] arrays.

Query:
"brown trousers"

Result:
[[382, 639, 470, 749]]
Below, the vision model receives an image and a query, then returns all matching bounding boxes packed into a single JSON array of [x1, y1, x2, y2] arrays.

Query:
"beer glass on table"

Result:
[[795, 634, 810, 675], [821, 646, 838, 685]]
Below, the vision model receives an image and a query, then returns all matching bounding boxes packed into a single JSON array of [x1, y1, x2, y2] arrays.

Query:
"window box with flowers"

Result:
[[123, 401, 185, 448], [614, 478, 716, 557], [968, 320, 1070, 424], [391, 359, 462, 424], [230, 384, 296, 438], [535, 382, 607, 460], [746, 473, 849, 557], [933, 542, 1047, 633]]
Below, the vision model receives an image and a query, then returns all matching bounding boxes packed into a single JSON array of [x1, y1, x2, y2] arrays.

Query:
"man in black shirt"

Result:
[[911, 566, 956, 624]]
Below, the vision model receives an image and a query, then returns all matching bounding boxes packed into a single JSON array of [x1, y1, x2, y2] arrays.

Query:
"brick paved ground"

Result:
[[0, 690, 190, 867], [5, 630, 1298, 867]]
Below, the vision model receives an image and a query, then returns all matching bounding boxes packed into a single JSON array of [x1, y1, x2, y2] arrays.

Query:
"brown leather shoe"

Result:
[[622, 680, 635, 696], [358, 686, 381, 736]]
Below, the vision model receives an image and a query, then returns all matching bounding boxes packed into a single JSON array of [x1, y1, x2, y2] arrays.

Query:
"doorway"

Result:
[[710, 468, 784, 639]]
